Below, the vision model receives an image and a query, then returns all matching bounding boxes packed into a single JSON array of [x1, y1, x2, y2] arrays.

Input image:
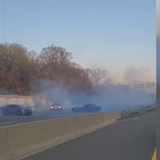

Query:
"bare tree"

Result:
[[31, 44, 93, 92], [86, 68, 112, 86], [0, 43, 31, 94], [0, 43, 93, 94]]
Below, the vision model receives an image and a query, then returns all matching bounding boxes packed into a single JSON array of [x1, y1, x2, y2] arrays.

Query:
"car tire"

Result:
[[26, 113, 31, 116], [1, 111, 5, 115], [71, 108, 75, 112], [17, 111, 22, 115], [72, 108, 77, 113]]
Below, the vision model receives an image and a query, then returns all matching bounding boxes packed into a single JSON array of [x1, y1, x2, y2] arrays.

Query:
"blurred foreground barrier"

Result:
[[0, 112, 121, 160]]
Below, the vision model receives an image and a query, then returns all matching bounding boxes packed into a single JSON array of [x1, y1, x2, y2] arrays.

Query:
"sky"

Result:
[[0, 0, 156, 83]]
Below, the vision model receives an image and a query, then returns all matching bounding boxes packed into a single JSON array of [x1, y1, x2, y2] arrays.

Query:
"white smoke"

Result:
[[34, 79, 155, 113]]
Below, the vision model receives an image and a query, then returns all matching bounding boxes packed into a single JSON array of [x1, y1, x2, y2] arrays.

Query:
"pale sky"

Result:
[[0, 0, 156, 83]]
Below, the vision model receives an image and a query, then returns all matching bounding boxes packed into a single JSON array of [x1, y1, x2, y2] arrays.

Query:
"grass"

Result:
[[122, 107, 156, 119]]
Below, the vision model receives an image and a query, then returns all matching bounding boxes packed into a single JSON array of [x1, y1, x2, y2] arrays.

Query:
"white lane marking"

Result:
[[0, 121, 17, 125]]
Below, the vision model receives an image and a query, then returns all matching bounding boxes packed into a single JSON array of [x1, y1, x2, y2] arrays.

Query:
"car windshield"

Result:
[[84, 104, 93, 108], [52, 104, 60, 106], [12, 105, 23, 109]]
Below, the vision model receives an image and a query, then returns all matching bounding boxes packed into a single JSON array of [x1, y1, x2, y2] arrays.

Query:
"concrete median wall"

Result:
[[0, 112, 121, 160]]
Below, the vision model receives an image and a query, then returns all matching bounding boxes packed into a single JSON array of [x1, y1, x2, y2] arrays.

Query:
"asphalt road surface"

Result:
[[0, 107, 115, 127], [0, 108, 84, 126], [23, 112, 156, 160]]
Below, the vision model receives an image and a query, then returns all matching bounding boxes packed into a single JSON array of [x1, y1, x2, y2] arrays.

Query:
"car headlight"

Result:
[[59, 106, 61, 108]]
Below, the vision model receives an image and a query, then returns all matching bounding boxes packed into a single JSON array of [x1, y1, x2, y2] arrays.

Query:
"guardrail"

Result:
[[121, 105, 156, 118]]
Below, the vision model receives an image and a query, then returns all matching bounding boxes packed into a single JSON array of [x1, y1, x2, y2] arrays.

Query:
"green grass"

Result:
[[122, 107, 156, 119]]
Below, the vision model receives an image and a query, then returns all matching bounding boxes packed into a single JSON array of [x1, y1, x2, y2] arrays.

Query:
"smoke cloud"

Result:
[[123, 67, 154, 84], [34, 79, 156, 113]]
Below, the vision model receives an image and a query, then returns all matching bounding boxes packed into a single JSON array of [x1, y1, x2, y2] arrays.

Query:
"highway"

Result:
[[0, 105, 154, 127], [23, 112, 156, 160], [0, 107, 116, 127], [0, 108, 83, 126]]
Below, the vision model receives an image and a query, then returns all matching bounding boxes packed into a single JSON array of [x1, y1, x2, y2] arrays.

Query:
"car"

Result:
[[71, 104, 101, 113], [1, 104, 32, 115], [50, 103, 62, 111]]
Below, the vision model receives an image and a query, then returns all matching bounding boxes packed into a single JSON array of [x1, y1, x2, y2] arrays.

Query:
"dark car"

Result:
[[50, 103, 62, 111], [1, 104, 32, 115], [71, 104, 101, 113]]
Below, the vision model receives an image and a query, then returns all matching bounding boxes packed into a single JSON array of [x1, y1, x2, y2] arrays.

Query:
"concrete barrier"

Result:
[[0, 127, 9, 160], [104, 112, 121, 123], [0, 112, 121, 160]]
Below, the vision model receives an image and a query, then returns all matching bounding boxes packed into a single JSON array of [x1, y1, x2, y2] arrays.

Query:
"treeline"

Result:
[[0, 43, 111, 95], [0, 43, 90, 94]]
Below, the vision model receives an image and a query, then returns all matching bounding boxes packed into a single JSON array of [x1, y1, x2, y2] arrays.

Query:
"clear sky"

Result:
[[0, 0, 156, 83]]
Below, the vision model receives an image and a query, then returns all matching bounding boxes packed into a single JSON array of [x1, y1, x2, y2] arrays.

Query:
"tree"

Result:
[[0, 43, 31, 94], [31, 44, 93, 92], [0, 43, 93, 94], [39, 44, 72, 80], [86, 68, 112, 86]]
